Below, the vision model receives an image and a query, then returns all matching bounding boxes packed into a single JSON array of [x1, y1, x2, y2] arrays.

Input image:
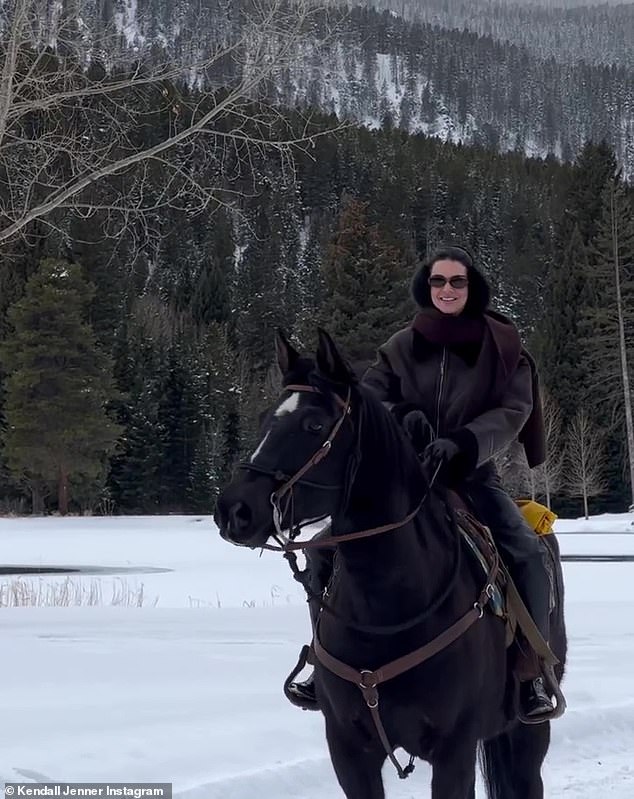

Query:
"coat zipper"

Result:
[[435, 347, 447, 438]]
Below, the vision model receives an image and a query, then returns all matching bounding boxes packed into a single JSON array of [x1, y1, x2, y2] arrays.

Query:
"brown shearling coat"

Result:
[[362, 312, 546, 473]]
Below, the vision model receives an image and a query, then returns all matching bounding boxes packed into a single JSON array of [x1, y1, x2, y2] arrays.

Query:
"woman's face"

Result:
[[429, 259, 469, 315]]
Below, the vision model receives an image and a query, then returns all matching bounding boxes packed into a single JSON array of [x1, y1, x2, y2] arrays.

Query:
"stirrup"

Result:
[[283, 645, 320, 712], [518, 666, 566, 725]]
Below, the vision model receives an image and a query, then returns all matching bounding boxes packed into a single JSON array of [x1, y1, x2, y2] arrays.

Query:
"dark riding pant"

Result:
[[465, 466, 551, 642]]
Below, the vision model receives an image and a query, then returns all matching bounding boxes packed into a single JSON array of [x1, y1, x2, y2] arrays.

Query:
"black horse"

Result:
[[215, 329, 567, 799]]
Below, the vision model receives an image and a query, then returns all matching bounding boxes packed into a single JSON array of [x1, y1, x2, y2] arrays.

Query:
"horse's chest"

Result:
[[327, 679, 441, 760]]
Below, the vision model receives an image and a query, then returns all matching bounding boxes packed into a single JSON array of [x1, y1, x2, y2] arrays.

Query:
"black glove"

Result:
[[421, 437, 461, 484], [390, 402, 425, 425], [402, 410, 434, 455], [391, 403, 434, 455]]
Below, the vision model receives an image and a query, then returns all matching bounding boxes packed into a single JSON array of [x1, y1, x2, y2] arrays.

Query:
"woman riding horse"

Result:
[[289, 244, 554, 719], [216, 335, 567, 797]]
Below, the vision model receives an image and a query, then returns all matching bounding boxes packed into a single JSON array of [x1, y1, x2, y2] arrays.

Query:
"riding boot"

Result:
[[287, 526, 333, 707], [513, 560, 555, 719], [287, 593, 319, 704], [287, 670, 317, 704]]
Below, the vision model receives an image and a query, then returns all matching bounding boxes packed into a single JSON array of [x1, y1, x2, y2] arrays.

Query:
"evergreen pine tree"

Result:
[[190, 212, 234, 326], [107, 313, 166, 514], [537, 226, 596, 421], [156, 343, 202, 511], [557, 140, 618, 250], [0, 259, 121, 514], [320, 196, 412, 368], [537, 141, 622, 510], [233, 184, 301, 371]]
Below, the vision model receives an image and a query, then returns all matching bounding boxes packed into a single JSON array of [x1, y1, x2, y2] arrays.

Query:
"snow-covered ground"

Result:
[[0, 513, 633, 797]]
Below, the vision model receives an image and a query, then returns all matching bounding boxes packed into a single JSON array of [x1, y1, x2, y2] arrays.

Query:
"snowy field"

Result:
[[0, 512, 633, 797]]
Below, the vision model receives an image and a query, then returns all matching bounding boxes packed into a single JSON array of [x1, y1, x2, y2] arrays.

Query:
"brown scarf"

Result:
[[412, 307, 485, 347]]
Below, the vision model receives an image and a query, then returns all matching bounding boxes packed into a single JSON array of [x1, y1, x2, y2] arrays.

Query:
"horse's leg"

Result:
[[431, 736, 477, 799], [507, 721, 551, 799], [324, 719, 386, 799], [481, 721, 551, 799]]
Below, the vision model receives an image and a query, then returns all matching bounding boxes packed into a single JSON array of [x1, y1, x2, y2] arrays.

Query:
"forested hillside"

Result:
[[358, 0, 634, 69]]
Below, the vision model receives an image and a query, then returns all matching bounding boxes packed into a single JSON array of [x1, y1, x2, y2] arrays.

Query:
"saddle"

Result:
[[447, 491, 557, 682]]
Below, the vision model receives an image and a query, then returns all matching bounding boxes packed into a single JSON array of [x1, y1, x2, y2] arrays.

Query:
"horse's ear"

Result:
[[316, 328, 354, 384], [275, 328, 301, 376]]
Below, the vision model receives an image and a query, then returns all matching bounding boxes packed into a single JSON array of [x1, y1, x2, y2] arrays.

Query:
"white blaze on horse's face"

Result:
[[274, 392, 301, 417], [249, 431, 270, 463], [249, 391, 301, 463]]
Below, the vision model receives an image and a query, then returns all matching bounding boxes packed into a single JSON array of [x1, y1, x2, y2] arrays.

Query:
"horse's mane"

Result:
[[352, 382, 426, 505]]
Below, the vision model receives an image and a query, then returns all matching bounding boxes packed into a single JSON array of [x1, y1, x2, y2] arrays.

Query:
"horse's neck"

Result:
[[333, 408, 453, 622], [333, 500, 449, 623]]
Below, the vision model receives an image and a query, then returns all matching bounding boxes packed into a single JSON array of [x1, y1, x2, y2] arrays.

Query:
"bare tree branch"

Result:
[[532, 390, 564, 506], [494, 439, 533, 500], [0, 0, 344, 247], [565, 407, 608, 519]]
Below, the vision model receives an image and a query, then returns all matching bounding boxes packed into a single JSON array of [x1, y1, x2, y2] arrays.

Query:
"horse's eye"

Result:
[[303, 417, 324, 434]]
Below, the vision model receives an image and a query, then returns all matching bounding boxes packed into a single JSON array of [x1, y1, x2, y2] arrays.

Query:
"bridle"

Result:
[[239, 383, 354, 545], [238, 382, 451, 637], [239, 382, 428, 553]]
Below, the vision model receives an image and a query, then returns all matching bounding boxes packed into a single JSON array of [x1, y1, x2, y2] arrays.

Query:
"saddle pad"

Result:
[[459, 527, 505, 617]]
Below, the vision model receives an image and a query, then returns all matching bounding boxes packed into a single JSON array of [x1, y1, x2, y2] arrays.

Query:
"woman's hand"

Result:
[[422, 438, 460, 483]]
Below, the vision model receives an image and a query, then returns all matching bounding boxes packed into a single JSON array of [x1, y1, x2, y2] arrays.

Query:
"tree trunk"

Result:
[[529, 468, 536, 501], [30, 483, 44, 515], [611, 185, 634, 508], [583, 487, 589, 520], [58, 468, 69, 515]]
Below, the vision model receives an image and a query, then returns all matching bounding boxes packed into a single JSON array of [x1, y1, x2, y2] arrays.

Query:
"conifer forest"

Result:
[[0, 0, 632, 517]]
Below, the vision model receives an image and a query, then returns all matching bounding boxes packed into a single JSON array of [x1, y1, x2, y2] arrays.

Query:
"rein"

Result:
[[241, 382, 453, 636], [260, 500, 424, 552], [281, 516, 463, 637]]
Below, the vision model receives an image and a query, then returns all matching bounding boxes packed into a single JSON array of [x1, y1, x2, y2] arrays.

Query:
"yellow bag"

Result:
[[515, 499, 557, 535]]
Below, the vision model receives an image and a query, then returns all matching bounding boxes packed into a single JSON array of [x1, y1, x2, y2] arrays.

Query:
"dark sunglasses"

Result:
[[428, 275, 469, 289]]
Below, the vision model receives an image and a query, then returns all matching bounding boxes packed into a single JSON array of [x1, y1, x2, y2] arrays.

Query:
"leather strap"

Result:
[[261, 499, 424, 552], [313, 604, 483, 688], [503, 567, 560, 667], [271, 386, 352, 504], [367, 694, 415, 779], [309, 546, 499, 779]]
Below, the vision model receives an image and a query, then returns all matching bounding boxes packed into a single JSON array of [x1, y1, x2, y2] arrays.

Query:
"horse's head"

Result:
[[214, 329, 359, 549]]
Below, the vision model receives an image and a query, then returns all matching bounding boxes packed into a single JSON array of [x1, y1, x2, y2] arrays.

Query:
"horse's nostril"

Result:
[[216, 494, 256, 545], [229, 501, 251, 533]]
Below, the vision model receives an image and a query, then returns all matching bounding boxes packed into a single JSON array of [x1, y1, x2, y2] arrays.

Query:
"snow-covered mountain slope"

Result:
[[4, 0, 633, 174]]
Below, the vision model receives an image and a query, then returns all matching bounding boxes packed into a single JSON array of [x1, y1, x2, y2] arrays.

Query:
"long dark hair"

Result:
[[411, 245, 491, 316]]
